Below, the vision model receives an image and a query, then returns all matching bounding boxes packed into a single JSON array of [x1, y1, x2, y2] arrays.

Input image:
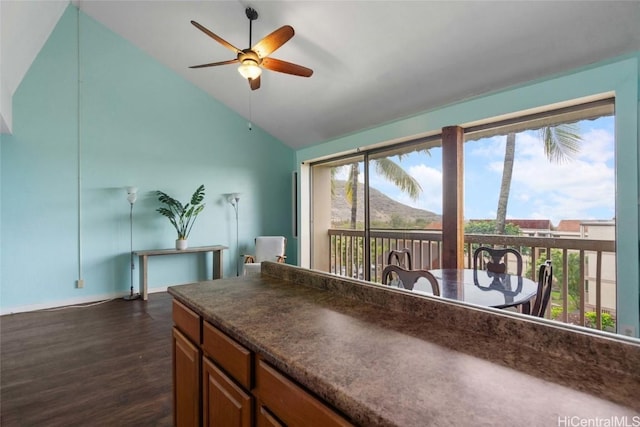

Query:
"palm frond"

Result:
[[539, 123, 582, 163], [374, 158, 422, 200]]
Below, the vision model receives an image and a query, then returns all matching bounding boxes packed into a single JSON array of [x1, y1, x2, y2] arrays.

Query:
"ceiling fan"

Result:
[[189, 7, 313, 90]]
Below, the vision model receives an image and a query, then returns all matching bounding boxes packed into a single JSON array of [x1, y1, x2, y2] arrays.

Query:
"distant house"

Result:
[[424, 221, 442, 230], [504, 219, 552, 236], [553, 219, 616, 241], [555, 219, 583, 235]]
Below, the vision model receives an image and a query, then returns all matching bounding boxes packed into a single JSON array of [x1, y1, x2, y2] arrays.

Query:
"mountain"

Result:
[[331, 180, 441, 225]]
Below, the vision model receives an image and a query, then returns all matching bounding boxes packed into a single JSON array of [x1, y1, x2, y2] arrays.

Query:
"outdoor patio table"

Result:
[[421, 268, 538, 310]]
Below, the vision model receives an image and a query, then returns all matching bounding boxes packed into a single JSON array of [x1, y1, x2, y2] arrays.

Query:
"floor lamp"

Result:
[[124, 186, 140, 300], [228, 193, 241, 276]]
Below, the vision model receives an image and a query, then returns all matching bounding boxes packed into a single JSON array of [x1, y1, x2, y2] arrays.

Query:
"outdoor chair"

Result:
[[524, 260, 553, 317], [473, 246, 523, 276], [387, 248, 413, 270], [243, 236, 287, 276], [381, 265, 440, 296]]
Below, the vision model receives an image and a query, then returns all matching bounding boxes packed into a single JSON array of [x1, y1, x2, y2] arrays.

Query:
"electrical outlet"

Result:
[[76, 279, 84, 289], [620, 324, 636, 337]]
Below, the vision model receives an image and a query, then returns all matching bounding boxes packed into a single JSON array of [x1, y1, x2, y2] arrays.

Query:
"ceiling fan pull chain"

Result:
[[248, 92, 253, 131]]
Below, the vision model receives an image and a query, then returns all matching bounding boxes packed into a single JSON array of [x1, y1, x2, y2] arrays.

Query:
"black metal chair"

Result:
[[381, 264, 440, 296], [387, 248, 412, 270], [525, 260, 553, 317], [473, 246, 523, 276]]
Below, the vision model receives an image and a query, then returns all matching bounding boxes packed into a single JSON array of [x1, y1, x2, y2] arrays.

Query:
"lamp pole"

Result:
[[124, 186, 140, 300], [229, 194, 241, 276]]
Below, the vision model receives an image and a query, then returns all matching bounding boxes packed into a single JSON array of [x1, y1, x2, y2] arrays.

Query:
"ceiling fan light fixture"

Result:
[[189, 9, 312, 90], [238, 59, 262, 80]]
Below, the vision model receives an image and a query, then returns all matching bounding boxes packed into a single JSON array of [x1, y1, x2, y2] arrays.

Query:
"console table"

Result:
[[134, 245, 227, 300]]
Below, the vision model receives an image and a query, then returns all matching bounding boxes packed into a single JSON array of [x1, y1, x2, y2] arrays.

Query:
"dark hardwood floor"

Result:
[[1, 292, 174, 426]]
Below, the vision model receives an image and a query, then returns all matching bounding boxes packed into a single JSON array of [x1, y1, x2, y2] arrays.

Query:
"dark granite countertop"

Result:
[[168, 263, 640, 427]]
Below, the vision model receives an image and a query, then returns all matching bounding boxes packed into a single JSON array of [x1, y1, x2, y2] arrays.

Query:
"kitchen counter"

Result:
[[168, 262, 640, 426]]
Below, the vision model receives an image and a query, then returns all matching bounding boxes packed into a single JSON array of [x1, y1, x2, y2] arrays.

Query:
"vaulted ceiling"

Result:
[[2, 1, 640, 149]]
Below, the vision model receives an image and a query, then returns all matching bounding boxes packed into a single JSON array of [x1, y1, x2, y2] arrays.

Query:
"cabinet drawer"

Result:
[[254, 359, 353, 427], [173, 299, 201, 344], [202, 322, 252, 389], [256, 403, 285, 427]]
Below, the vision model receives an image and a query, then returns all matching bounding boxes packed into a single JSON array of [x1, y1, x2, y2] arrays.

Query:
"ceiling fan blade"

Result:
[[252, 25, 294, 58], [189, 59, 239, 69], [262, 57, 313, 77], [249, 76, 261, 91], [191, 20, 242, 54]]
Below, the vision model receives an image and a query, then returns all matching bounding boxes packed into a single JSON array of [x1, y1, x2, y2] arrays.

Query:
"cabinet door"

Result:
[[202, 356, 252, 427], [173, 327, 200, 427]]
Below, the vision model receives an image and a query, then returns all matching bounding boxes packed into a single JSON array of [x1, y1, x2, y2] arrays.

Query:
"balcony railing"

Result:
[[327, 229, 616, 332]]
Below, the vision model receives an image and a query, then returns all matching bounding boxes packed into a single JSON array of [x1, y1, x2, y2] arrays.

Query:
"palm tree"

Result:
[[342, 155, 422, 229], [332, 156, 422, 279], [495, 124, 581, 234]]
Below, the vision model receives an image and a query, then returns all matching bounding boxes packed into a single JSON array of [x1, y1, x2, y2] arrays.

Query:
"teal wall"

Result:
[[0, 6, 295, 313], [297, 53, 640, 335]]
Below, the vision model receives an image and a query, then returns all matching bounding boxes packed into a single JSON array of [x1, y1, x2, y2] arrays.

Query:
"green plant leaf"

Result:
[[190, 184, 205, 205], [155, 185, 206, 239]]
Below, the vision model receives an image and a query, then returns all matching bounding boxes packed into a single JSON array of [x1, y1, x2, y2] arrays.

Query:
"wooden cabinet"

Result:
[[172, 299, 202, 427], [254, 359, 352, 427], [202, 321, 253, 426], [202, 321, 252, 389], [256, 403, 285, 427], [202, 357, 252, 427], [173, 327, 200, 427], [173, 299, 201, 344], [172, 297, 352, 427]]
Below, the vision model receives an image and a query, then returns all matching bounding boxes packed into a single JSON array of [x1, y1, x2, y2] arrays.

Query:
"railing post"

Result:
[[442, 126, 464, 268]]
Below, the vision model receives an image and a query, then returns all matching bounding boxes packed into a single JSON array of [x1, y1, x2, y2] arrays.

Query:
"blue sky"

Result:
[[354, 116, 615, 226]]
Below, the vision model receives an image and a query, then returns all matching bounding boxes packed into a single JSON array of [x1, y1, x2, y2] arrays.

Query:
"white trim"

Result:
[[149, 285, 168, 294]]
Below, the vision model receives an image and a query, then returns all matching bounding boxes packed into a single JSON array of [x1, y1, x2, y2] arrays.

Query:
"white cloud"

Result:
[[401, 164, 443, 212], [466, 136, 504, 159], [333, 165, 349, 181], [577, 128, 615, 163], [343, 121, 615, 223], [508, 128, 615, 223], [332, 164, 365, 183]]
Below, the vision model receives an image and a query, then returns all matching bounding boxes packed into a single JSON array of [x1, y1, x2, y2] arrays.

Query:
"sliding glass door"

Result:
[[311, 137, 441, 281]]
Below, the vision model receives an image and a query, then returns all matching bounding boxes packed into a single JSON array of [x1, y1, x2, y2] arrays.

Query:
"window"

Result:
[[309, 97, 617, 331]]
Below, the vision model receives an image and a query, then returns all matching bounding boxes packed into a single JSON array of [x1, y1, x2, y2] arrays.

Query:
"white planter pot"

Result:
[[176, 239, 188, 250]]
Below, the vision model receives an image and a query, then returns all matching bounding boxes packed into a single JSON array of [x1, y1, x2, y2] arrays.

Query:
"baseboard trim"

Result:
[[0, 286, 169, 315]]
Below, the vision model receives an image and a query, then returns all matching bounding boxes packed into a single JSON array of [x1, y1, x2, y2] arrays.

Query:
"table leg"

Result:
[[212, 250, 223, 279], [139, 254, 148, 301]]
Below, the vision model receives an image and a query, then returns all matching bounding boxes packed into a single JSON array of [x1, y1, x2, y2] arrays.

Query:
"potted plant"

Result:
[[156, 184, 206, 250]]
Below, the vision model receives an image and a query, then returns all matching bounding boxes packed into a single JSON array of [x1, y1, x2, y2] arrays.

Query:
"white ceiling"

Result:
[[2, 1, 640, 149]]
